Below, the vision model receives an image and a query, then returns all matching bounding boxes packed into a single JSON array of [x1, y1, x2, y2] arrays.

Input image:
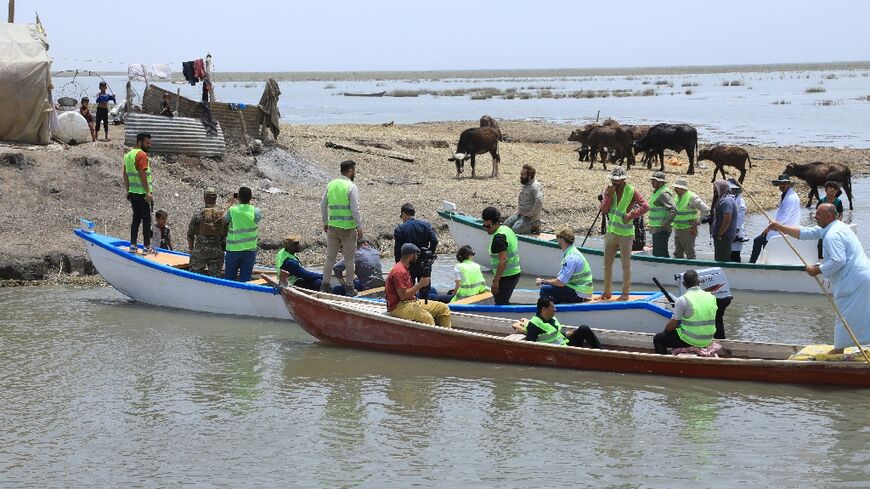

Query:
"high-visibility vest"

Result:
[[275, 249, 299, 285], [225, 204, 258, 251], [673, 191, 699, 230], [326, 178, 356, 229], [607, 183, 635, 237], [450, 260, 488, 302], [489, 225, 521, 277], [124, 148, 152, 194], [562, 247, 593, 298], [528, 316, 568, 346], [676, 288, 717, 347], [648, 185, 673, 229]]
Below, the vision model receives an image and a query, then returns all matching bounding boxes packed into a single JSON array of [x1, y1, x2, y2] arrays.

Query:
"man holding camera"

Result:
[[223, 186, 261, 282], [385, 243, 452, 327]]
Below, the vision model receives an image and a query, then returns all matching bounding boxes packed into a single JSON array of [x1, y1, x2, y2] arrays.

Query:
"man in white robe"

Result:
[[769, 203, 870, 352]]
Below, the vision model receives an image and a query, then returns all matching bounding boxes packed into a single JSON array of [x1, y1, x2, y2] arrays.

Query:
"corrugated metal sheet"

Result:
[[142, 85, 263, 143], [124, 113, 226, 157]]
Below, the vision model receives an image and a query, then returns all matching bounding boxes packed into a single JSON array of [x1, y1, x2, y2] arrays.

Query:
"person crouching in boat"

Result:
[[385, 243, 452, 327], [448, 245, 489, 303], [277, 235, 330, 291], [512, 297, 601, 348], [654, 270, 717, 354], [534, 227, 593, 304]]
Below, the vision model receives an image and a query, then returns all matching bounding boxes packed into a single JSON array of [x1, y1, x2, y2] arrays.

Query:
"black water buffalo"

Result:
[[570, 125, 634, 169], [449, 126, 501, 178], [698, 145, 752, 183], [634, 123, 698, 174], [783, 161, 854, 209]]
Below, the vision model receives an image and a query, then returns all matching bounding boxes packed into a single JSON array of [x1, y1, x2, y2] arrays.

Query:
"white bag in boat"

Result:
[[53, 111, 92, 145], [675, 267, 732, 299]]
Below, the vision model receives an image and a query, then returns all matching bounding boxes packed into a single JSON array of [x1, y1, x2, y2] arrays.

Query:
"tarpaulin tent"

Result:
[[0, 23, 52, 144]]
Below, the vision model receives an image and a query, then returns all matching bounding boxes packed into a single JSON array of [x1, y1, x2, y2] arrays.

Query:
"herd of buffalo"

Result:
[[447, 115, 854, 209]]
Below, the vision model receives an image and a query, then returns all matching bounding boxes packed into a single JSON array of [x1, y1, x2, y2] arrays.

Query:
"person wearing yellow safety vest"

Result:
[[481, 206, 522, 305], [277, 235, 331, 291], [647, 171, 677, 258], [122, 133, 154, 254], [320, 160, 364, 296], [222, 186, 261, 282], [448, 245, 489, 303], [671, 178, 710, 260], [653, 270, 717, 354], [534, 227, 593, 304], [511, 298, 602, 348], [598, 166, 648, 301]]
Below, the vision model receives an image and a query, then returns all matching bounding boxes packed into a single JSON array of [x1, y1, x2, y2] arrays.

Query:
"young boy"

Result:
[[818, 181, 844, 219], [160, 93, 174, 117], [95, 81, 115, 141], [80, 97, 96, 142], [152, 210, 173, 251]]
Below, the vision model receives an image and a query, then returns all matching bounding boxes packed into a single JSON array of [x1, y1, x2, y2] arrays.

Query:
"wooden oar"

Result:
[[732, 176, 870, 365]]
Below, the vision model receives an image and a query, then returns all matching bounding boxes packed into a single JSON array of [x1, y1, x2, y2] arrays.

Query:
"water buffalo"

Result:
[[783, 161, 853, 209], [634, 123, 698, 174], [602, 118, 620, 127], [480, 114, 504, 142], [449, 126, 501, 178], [698, 145, 752, 183], [570, 125, 634, 169]]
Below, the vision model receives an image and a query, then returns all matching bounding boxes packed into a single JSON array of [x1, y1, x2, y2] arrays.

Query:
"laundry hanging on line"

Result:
[[148, 63, 172, 80], [182, 59, 207, 85]]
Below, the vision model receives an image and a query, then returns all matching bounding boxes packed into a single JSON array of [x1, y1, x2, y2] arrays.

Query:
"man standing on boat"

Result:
[[599, 167, 648, 301], [535, 227, 593, 304], [393, 203, 438, 285], [768, 203, 870, 353], [223, 186, 260, 282], [647, 171, 677, 257], [123, 133, 153, 254], [187, 188, 226, 276], [320, 160, 363, 296], [511, 297, 601, 348], [729, 179, 748, 262], [482, 206, 522, 305], [654, 270, 717, 354], [749, 174, 800, 263], [503, 164, 543, 234], [671, 178, 709, 260], [385, 243, 452, 327]]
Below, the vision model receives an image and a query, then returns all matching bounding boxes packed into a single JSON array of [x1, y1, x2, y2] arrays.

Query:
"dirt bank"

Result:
[[2, 120, 869, 282]]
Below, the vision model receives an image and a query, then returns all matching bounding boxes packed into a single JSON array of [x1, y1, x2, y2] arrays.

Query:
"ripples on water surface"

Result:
[[1, 283, 868, 487]]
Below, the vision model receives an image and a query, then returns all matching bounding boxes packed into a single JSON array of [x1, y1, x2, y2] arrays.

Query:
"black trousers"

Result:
[[129, 193, 152, 247], [730, 250, 742, 262], [493, 273, 520, 305], [715, 297, 731, 340], [653, 329, 692, 354], [748, 235, 767, 263], [95, 107, 110, 133], [567, 325, 602, 349]]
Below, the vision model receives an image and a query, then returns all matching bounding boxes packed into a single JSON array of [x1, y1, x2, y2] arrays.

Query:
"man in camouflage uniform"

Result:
[[187, 188, 226, 276]]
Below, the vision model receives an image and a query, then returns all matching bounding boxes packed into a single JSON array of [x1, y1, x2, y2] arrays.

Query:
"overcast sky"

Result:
[[18, 0, 870, 72]]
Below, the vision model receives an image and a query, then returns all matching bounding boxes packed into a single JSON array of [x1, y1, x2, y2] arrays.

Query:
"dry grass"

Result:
[[806, 86, 827, 93]]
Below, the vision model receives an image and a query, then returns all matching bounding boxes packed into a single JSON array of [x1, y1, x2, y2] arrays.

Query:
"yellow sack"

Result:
[[789, 344, 870, 362]]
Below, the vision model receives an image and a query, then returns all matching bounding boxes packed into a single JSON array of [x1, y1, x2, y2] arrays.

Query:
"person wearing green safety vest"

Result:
[[482, 206, 521, 305], [653, 270, 717, 354], [647, 171, 677, 258], [123, 132, 154, 254], [512, 297, 602, 348], [599, 166, 648, 301], [671, 178, 710, 260], [449, 245, 489, 303], [223, 186, 261, 282], [535, 227, 593, 303], [320, 160, 364, 296], [277, 235, 330, 291]]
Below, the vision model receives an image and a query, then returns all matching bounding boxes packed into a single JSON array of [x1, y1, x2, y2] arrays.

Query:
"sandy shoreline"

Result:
[[1, 119, 869, 282]]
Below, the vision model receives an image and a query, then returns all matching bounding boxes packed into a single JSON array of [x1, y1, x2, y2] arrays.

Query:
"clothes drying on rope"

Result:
[[148, 63, 172, 80]]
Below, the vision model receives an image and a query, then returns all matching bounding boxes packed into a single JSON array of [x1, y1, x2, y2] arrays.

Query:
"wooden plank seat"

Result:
[[120, 247, 190, 269]]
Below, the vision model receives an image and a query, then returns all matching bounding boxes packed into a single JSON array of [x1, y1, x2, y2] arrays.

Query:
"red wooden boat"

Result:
[[282, 287, 870, 387]]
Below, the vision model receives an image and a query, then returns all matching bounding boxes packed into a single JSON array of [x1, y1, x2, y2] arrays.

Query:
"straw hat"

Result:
[[609, 166, 627, 180], [282, 234, 302, 248], [672, 178, 689, 190], [650, 171, 667, 183]]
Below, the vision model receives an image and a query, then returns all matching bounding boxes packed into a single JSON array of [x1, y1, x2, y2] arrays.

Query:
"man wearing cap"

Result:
[[647, 171, 677, 257], [385, 243, 452, 327], [729, 179, 748, 262], [276, 235, 328, 291], [503, 164, 543, 234], [535, 227, 593, 303], [599, 167, 648, 301], [749, 174, 800, 263], [671, 178, 710, 260], [187, 188, 226, 276], [321, 160, 364, 295]]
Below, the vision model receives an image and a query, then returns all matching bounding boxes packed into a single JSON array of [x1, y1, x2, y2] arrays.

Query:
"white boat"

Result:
[[75, 227, 291, 319], [438, 209, 824, 294]]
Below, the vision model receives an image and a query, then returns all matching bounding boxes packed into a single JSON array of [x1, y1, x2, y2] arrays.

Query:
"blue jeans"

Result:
[[224, 250, 256, 282], [539, 284, 588, 304]]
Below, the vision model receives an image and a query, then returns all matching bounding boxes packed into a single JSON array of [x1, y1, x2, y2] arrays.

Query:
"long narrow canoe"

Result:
[[283, 287, 870, 387], [438, 209, 824, 294]]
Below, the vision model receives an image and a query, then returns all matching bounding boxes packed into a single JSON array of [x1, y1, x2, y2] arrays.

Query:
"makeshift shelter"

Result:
[[0, 23, 51, 144]]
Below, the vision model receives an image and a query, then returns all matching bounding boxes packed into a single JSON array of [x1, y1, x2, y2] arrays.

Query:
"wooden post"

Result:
[[595, 110, 600, 123], [175, 88, 180, 114], [8, 0, 14, 23], [205, 53, 215, 103]]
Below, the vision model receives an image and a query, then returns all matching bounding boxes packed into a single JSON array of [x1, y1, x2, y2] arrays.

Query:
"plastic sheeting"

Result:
[[54, 111, 92, 145], [0, 24, 52, 144]]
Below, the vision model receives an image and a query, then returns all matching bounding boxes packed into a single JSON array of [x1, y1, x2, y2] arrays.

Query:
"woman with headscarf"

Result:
[[711, 180, 737, 262]]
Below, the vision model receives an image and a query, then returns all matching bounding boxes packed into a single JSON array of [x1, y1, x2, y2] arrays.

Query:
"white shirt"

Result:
[[731, 195, 747, 252], [767, 188, 800, 240]]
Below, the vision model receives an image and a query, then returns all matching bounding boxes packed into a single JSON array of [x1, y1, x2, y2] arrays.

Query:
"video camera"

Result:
[[417, 247, 437, 302]]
